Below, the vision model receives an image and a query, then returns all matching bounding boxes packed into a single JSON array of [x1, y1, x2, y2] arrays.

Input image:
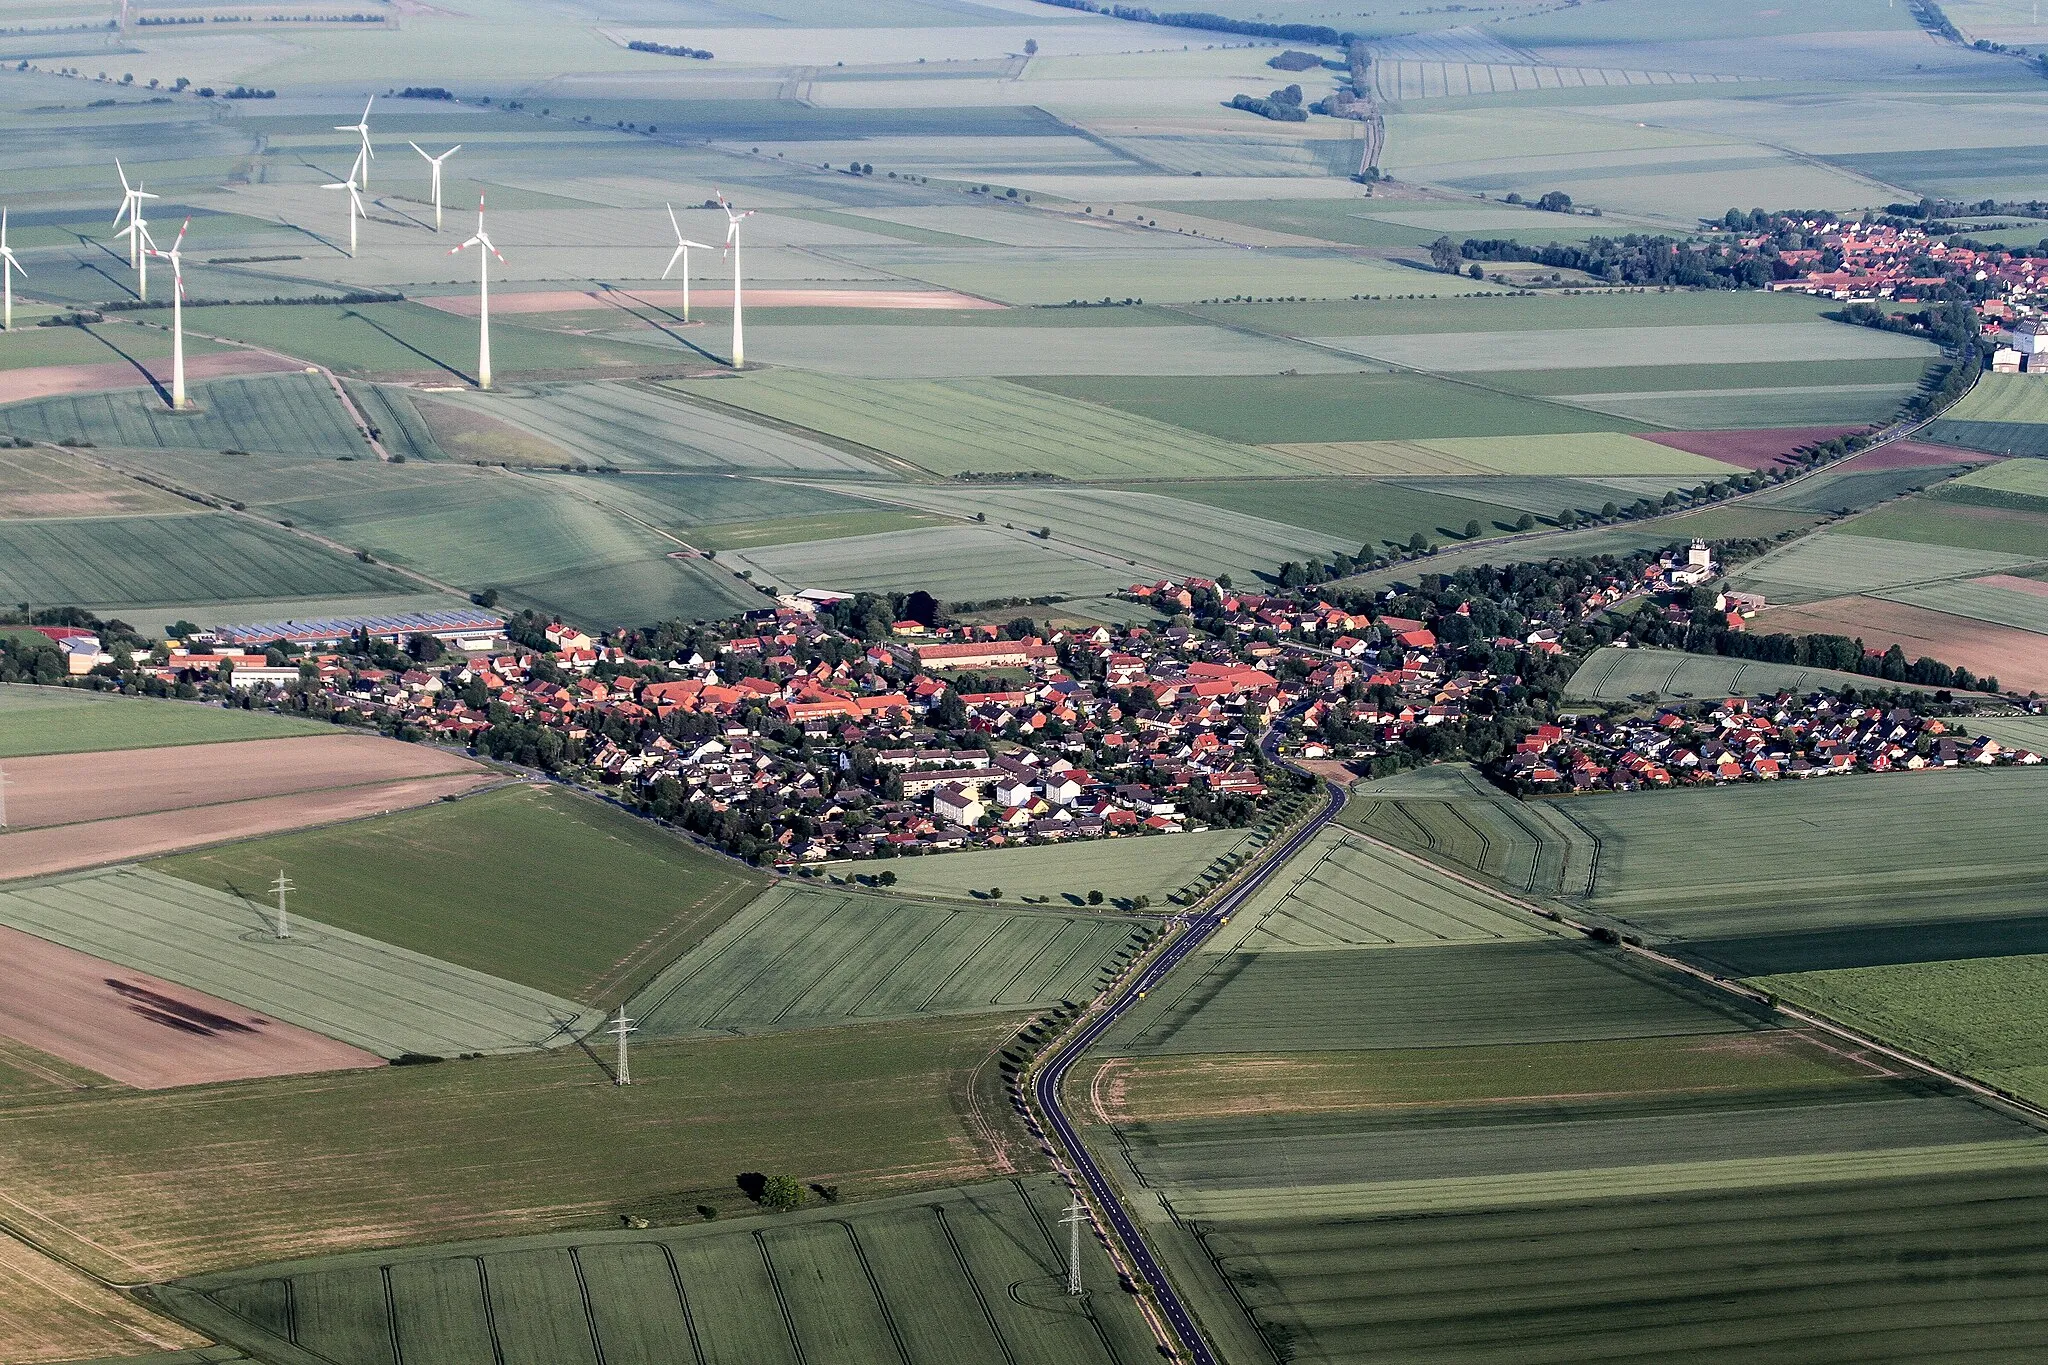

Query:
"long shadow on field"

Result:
[[344, 308, 475, 386], [72, 251, 140, 303], [592, 286, 723, 365], [573, 1029, 621, 1084], [79, 323, 174, 407]]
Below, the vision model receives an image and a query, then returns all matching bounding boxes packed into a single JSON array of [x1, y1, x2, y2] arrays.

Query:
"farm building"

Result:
[[204, 609, 507, 652]]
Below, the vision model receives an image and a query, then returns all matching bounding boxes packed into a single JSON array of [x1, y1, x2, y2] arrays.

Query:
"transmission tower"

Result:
[[0, 761, 10, 829], [270, 869, 294, 939], [1063, 1194, 1087, 1296], [609, 1006, 637, 1086]]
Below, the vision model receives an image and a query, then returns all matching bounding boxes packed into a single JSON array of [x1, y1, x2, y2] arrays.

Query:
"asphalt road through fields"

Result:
[[1032, 755, 1345, 1365]]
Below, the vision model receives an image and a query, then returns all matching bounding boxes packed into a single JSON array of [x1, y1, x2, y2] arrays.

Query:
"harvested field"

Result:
[[1088, 1031, 1876, 1124], [0, 868, 594, 1060], [1757, 595, 2048, 692], [0, 1232, 204, 1363], [418, 287, 1002, 316], [0, 923, 380, 1090], [0, 350, 299, 406], [1844, 440, 2004, 470], [1639, 425, 1864, 470], [0, 772, 496, 883], [0, 1014, 1022, 1281], [0, 734, 484, 832]]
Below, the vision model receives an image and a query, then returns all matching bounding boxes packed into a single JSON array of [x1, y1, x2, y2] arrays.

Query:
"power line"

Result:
[[270, 869, 294, 940], [1063, 1193, 1087, 1296], [609, 1006, 637, 1086], [0, 761, 10, 829]]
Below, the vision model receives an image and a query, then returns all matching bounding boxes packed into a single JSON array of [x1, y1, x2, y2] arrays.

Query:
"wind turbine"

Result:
[[662, 203, 713, 321], [323, 152, 366, 257], [335, 95, 375, 189], [145, 217, 190, 411], [0, 209, 25, 333], [407, 141, 461, 230], [113, 160, 157, 299], [715, 191, 754, 368], [449, 194, 503, 390]]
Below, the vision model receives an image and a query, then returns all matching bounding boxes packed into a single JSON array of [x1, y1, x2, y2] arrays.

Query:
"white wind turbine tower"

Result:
[[449, 194, 504, 390], [323, 152, 367, 257], [662, 203, 713, 321], [145, 217, 191, 410], [715, 191, 754, 367], [335, 95, 375, 189], [0, 209, 26, 333], [407, 142, 461, 230], [113, 161, 157, 298]]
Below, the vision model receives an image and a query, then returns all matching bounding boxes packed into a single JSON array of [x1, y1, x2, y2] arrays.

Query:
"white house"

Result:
[[933, 783, 985, 826]]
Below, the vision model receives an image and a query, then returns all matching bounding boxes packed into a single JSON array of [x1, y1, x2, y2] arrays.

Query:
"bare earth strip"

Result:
[[1757, 594, 2048, 693], [0, 351, 301, 405], [0, 923, 381, 1090], [0, 733, 483, 831], [1979, 573, 2048, 600], [0, 772, 496, 882], [416, 287, 1004, 316], [0, 1232, 203, 1362]]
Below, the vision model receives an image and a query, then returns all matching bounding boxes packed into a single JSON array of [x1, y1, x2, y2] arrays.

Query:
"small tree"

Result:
[[1087, 889, 1104, 905], [1462, 519, 1482, 539], [1024, 37, 1038, 54], [1514, 513, 1535, 531], [989, 887, 1004, 900], [760, 1175, 806, 1212], [877, 869, 898, 887], [1428, 235, 1459, 273]]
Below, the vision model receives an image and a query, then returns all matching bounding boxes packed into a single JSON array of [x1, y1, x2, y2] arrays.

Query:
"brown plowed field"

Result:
[[416, 287, 1002, 316], [0, 924, 380, 1089], [0, 350, 301, 405], [0, 733, 481, 831], [0, 772, 494, 882], [1757, 595, 2048, 693], [1980, 573, 2048, 599], [1640, 426, 1863, 470], [1841, 440, 2006, 470]]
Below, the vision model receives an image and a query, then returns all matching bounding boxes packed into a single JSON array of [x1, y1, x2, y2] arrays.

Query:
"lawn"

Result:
[[626, 883, 1153, 1037], [168, 1177, 1156, 1365], [154, 785, 767, 1005], [1019, 374, 1649, 445], [0, 372, 368, 455], [694, 372, 1285, 479], [0, 1013, 1024, 1281], [1759, 954, 2048, 1107], [0, 867, 595, 1059], [849, 828, 1252, 905], [1562, 645, 1964, 705], [1101, 940, 1766, 1054], [0, 512, 415, 612], [0, 684, 333, 758]]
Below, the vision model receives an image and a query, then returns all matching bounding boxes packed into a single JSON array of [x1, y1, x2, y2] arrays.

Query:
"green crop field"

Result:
[[1341, 764, 1601, 901], [1875, 576, 2048, 635], [444, 382, 880, 475], [1482, 357, 1935, 398], [0, 684, 332, 757], [1101, 940, 1766, 1055], [0, 373, 369, 455], [1760, 954, 2048, 1106], [178, 303, 673, 381], [1921, 379, 2048, 456], [0, 445, 191, 518], [861, 245, 1491, 306], [689, 507, 954, 551], [0, 867, 595, 1058], [626, 884, 1152, 1037], [540, 472, 915, 536], [691, 372, 1290, 479], [0, 1013, 1024, 1281], [1730, 530, 2041, 603], [1140, 477, 1532, 549], [1847, 492, 2048, 558], [1258, 433, 1737, 478], [1019, 375, 1650, 446], [1747, 463, 1955, 515], [724, 525, 1126, 599], [341, 381, 448, 463], [1189, 291, 1851, 338], [166, 1176, 1157, 1365], [1567, 769, 2048, 946], [1956, 456, 2048, 497], [0, 512, 414, 612], [1206, 829, 1547, 954], [1563, 645, 1964, 704], [1317, 322, 1933, 374], [849, 828, 1251, 905], [155, 785, 766, 1005], [0, 320, 226, 371]]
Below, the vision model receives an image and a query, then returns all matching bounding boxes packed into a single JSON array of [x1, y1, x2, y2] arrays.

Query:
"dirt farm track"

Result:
[[0, 735, 495, 881]]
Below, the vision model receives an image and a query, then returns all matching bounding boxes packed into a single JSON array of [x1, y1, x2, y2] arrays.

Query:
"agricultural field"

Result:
[[1875, 575, 2048, 636], [155, 784, 766, 1006], [1921, 374, 2048, 456], [1315, 322, 1933, 373], [0, 1013, 1024, 1282], [0, 511, 415, 615], [1756, 595, 2048, 693], [722, 524, 1127, 600], [1342, 764, 1601, 902], [626, 883, 1153, 1037], [1729, 531, 2041, 604], [689, 372, 1285, 479], [0, 1232, 206, 1364], [0, 867, 595, 1059], [1137, 476, 1532, 548], [1563, 645, 1966, 705], [0, 443, 190, 518], [849, 828, 1251, 905], [1847, 490, 2048, 558], [701, 321, 1358, 378], [167, 1177, 1158, 1365], [1205, 828, 1546, 953], [0, 684, 331, 758], [1257, 431, 1737, 477], [0, 372, 369, 455]]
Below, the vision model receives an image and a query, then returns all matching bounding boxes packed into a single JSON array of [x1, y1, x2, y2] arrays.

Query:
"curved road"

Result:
[[1032, 755, 1345, 1364]]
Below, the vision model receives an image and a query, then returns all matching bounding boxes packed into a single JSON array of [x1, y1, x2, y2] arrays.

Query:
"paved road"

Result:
[[1031, 751, 1345, 1364]]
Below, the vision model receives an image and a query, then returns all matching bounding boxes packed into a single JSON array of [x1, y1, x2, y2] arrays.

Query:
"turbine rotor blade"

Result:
[[663, 244, 685, 279]]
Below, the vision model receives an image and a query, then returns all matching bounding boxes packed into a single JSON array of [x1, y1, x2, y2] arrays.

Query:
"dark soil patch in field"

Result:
[[1641, 426, 1863, 470]]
